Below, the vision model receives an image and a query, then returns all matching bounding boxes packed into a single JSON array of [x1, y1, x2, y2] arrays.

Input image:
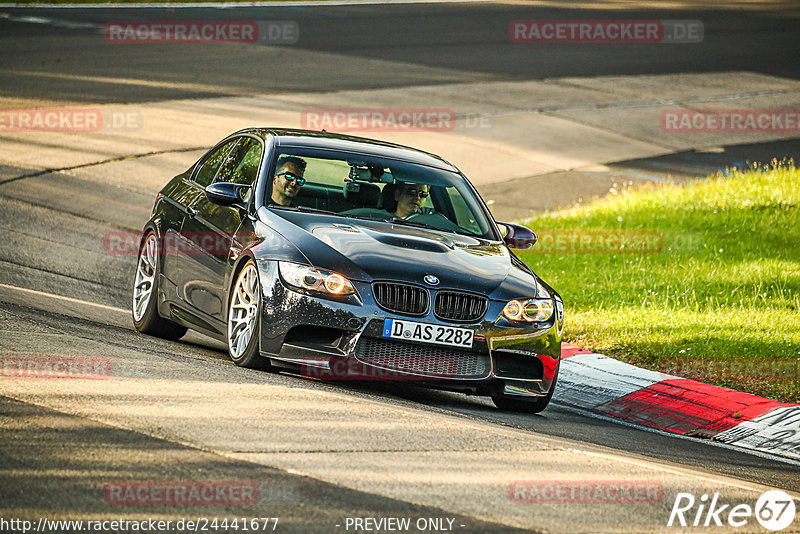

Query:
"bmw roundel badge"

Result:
[[423, 275, 439, 285]]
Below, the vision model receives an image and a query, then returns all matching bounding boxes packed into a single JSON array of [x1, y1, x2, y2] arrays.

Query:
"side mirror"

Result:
[[498, 222, 537, 249], [206, 183, 251, 208]]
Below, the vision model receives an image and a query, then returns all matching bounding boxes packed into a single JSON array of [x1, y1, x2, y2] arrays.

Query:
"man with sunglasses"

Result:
[[394, 182, 429, 219], [271, 156, 307, 206]]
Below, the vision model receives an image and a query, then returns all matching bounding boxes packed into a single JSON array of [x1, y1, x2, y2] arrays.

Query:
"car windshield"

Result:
[[267, 149, 497, 239]]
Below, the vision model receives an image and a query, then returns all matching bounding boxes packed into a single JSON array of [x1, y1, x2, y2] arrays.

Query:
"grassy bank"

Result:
[[517, 161, 800, 402]]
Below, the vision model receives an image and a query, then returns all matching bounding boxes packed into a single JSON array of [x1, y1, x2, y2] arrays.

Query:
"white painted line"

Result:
[[6, 69, 238, 93], [715, 406, 800, 461], [1, 13, 100, 29], [0, 283, 128, 314], [553, 352, 673, 409], [552, 401, 800, 468], [553, 351, 800, 463], [1, 0, 489, 8]]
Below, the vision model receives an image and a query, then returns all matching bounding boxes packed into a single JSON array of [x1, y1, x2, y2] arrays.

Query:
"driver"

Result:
[[394, 183, 429, 218], [271, 156, 307, 206]]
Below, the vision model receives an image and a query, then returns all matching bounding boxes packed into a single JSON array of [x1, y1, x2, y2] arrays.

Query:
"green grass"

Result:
[[517, 161, 800, 403]]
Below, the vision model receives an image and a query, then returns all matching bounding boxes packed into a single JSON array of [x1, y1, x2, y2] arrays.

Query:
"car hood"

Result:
[[264, 210, 547, 300]]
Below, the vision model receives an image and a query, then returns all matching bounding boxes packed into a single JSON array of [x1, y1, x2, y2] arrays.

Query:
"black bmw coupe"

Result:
[[133, 128, 563, 412]]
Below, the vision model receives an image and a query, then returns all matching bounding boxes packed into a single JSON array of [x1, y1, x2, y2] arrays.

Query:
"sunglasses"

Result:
[[403, 188, 429, 199], [277, 172, 306, 186]]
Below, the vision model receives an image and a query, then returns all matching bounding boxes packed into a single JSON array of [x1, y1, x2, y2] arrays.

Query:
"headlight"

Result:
[[279, 262, 355, 297], [502, 298, 554, 323]]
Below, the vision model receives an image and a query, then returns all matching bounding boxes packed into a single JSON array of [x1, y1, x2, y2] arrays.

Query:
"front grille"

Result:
[[354, 337, 490, 379], [373, 282, 428, 316], [434, 291, 488, 322]]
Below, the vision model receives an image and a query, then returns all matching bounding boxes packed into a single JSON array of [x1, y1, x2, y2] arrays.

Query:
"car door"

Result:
[[163, 138, 239, 292], [174, 136, 264, 326]]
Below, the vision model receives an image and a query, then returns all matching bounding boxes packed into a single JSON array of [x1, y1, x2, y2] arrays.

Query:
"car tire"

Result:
[[491, 361, 559, 414], [227, 259, 270, 370], [132, 231, 188, 341]]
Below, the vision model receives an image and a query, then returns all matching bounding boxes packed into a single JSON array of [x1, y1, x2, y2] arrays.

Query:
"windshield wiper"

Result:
[[271, 205, 342, 217], [341, 214, 392, 223], [389, 217, 440, 231]]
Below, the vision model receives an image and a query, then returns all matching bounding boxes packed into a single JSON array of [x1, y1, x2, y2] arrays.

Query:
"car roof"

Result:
[[233, 127, 460, 172]]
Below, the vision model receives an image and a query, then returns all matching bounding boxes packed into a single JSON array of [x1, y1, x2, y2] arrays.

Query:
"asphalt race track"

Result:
[[1, 1, 800, 532], [2, 1, 800, 103]]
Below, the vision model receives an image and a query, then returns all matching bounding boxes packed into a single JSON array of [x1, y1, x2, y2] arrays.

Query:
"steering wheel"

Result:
[[407, 212, 462, 232]]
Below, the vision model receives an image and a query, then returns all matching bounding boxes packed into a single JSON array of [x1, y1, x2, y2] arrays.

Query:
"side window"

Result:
[[214, 137, 263, 186], [300, 158, 349, 187], [193, 139, 238, 188]]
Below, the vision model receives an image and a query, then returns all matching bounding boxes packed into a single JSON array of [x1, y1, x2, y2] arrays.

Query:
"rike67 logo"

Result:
[[668, 490, 796, 531]]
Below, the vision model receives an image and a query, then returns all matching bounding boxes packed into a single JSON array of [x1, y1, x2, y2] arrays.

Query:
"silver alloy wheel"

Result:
[[228, 263, 260, 360], [132, 233, 158, 321]]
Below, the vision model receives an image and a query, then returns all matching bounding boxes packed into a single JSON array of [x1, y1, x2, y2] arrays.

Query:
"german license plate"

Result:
[[382, 319, 473, 348]]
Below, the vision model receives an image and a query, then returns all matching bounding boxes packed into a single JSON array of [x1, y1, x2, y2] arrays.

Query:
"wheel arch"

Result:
[[226, 252, 258, 322], [139, 218, 165, 272]]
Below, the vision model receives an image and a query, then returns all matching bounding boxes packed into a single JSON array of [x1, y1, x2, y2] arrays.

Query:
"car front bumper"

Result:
[[256, 262, 561, 397]]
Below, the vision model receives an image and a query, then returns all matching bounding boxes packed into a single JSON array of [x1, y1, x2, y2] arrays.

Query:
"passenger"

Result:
[[271, 156, 307, 206], [394, 183, 429, 219]]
